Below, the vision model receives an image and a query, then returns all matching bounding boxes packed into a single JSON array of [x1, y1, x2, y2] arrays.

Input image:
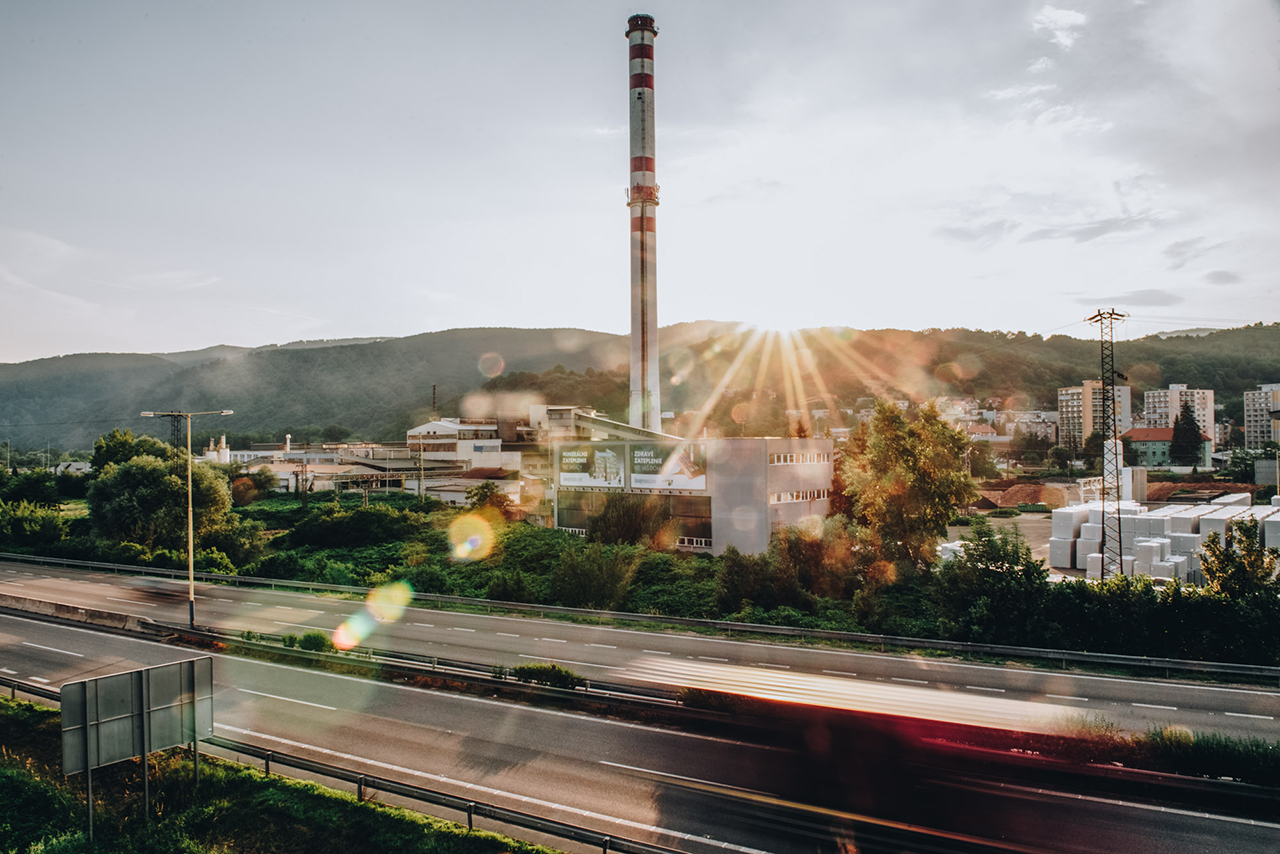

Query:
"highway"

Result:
[[3, 612, 1280, 853], [4, 561, 1278, 740]]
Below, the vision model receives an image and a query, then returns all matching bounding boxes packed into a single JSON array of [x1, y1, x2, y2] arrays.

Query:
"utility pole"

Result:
[[1086, 309, 1128, 576]]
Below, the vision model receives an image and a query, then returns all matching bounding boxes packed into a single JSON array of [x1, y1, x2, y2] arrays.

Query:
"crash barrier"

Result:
[[4, 551, 1280, 684], [0, 675, 682, 853]]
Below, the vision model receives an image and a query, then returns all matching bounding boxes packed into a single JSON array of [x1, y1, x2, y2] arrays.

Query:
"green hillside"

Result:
[[4, 321, 1280, 450]]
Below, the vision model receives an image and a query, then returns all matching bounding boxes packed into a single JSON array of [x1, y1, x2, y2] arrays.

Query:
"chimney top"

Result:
[[626, 14, 656, 36]]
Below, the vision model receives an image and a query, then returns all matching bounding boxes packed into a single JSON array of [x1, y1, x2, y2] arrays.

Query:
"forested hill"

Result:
[[3, 321, 1279, 449]]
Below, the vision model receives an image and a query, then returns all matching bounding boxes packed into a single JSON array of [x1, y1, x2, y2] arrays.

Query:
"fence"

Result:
[[4, 551, 1280, 684]]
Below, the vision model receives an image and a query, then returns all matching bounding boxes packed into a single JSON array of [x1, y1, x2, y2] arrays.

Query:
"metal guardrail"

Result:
[[204, 735, 686, 854], [5, 550, 1280, 684], [0, 674, 686, 854]]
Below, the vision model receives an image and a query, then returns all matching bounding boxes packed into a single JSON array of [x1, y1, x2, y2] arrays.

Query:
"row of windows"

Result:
[[675, 536, 712, 549], [769, 488, 830, 504], [768, 452, 831, 465]]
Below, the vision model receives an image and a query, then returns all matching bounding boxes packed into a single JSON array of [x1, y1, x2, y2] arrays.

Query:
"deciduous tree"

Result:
[[1201, 517, 1278, 598], [840, 402, 977, 566]]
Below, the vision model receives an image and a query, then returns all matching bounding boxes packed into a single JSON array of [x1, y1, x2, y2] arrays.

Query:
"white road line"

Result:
[[892, 677, 928, 684], [1225, 712, 1275, 720], [215, 724, 773, 854], [497, 632, 520, 638], [21, 642, 83, 657], [822, 670, 857, 677], [966, 685, 1006, 693], [450, 627, 476, 632], [600, 760, 749, 792], [757, 663, 791, 669], [1046, 694, 1089, 702], [30, 677, 50, 683], [539, 638, 567, 643], [517, 654, 627, 671], [107, 597, 157, 607], [0, 580, 24, 586], [272, 621, 330, 631], [247, 602, 263, 606], [698, 656, 729, 662], [237, 689, 337, 711], [214, 598, 234, 603], [642, 650, 671, 655], [1133, 703, 1177, 711], [0, 667, 16, 674], [412, 623, 434, 628], [588, 643, 617, 649], [279, 606, 294, 610]]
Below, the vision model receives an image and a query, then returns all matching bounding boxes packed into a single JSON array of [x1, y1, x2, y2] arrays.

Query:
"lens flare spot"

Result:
[[731, 403, 750, 424], [368, 580, 412, 623], [333, 611, 376, 650], [449, 513, 495, 561], [478, 352, 505, 378]]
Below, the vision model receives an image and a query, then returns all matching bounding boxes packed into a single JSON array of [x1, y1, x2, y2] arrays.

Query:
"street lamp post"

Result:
[[141, 409, 233, 628]]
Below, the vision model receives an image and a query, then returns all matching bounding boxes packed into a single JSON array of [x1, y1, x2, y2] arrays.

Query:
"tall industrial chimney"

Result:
[[627, 13, 660, 431]]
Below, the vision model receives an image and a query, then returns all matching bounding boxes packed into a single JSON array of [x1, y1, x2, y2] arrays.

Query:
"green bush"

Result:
[[298, 631, 336, 653], [988, 507, 1022, 517], [282, 634, 299, 648], [511, 663, 584, 689]]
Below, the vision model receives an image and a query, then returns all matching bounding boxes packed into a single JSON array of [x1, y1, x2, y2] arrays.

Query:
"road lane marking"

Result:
[[247, 602, 263, 606], [966, 685, 1005, 693], [1047, 694, 1089, 702], [497, 632, 520, 638], [892, 677, 928, 684], [272, 621, 330, 631], [30, 677, 50, 683], [822, 670, 857, 677], [642, 650, 670, 655], [588, 643, 617, 649], [21, 642, 83, 657], [698, 656, 729, 662], [1225, 712, 1275, 720], [412, 623, 434, 628], [237, 689, 337, 710], [450, 627, 476, 632], [757, 662, 791, 669], [214, 598, 234, 603], [539, 638, 567, 643], [0, 580, 24, 586], [107, 597, 157, 607], [215, 724, 774, 854], [0, 667, 16, 674], [1133, 703, 1177, 710], [517, 654, 626, 671], [600, 760, 739, 790]]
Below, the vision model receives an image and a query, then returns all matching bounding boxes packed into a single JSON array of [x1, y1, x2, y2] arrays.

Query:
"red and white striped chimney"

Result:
[[627, 13, 660, 432]]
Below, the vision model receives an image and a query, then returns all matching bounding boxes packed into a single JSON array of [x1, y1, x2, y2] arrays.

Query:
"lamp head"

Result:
[[140, 412, 155, 418]]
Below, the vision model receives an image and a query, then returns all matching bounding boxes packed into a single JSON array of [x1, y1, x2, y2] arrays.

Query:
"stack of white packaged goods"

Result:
[[1169, 504, 1215, 535], [1049, 505, 1090, 569], [1272, 495, 1280, 508], [1199, 505, 1251, 541], [938, 541, 966, 562], [1211, 492, 1253, 507]]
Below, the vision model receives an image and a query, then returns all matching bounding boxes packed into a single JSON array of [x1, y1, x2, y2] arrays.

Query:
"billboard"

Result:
[[630, 443, 707, 491], [62, 657, 214, 775], [558, 444, 625, 489]]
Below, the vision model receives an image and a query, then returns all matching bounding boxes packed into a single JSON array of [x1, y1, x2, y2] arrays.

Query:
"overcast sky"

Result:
[[2, 1, 1278, 363]]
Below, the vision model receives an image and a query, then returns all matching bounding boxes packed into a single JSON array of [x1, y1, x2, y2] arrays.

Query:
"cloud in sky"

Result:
[[1, 0, 1278, 361], [1076, 288, 1184, 307]]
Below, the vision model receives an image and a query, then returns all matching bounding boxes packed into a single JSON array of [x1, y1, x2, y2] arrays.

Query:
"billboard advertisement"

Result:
[[630, 443, 707, 491], [558, 444, 625, 488]]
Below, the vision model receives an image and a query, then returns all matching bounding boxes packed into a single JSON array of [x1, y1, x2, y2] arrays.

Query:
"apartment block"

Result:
[[1244, 384, 1280, 449], [1058, 380, 1132, 449], [1143, 384, 1215, 444]]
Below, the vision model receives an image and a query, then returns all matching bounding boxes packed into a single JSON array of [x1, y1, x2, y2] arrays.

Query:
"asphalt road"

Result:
[[4, 561, 1278, 740], [3, 614, 1279, 853]]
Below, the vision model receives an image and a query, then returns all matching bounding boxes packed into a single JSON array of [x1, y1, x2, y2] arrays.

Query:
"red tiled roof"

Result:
[[1122, 427, 1211, 442]]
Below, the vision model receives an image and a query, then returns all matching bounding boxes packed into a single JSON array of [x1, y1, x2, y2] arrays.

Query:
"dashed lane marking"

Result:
[[107, 597, 156, 607], [238, 689, 337, 710], [892, 677, 928, 685], [966, 685, 1006, 693], [1133, 703, 1177, 711], [517, 654, 627, 671], [21, 642, 83, 657], [1046, 694, 1089, 702]]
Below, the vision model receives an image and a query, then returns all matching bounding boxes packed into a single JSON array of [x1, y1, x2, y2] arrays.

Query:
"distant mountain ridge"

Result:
[[3, 321, 1278, 449]]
